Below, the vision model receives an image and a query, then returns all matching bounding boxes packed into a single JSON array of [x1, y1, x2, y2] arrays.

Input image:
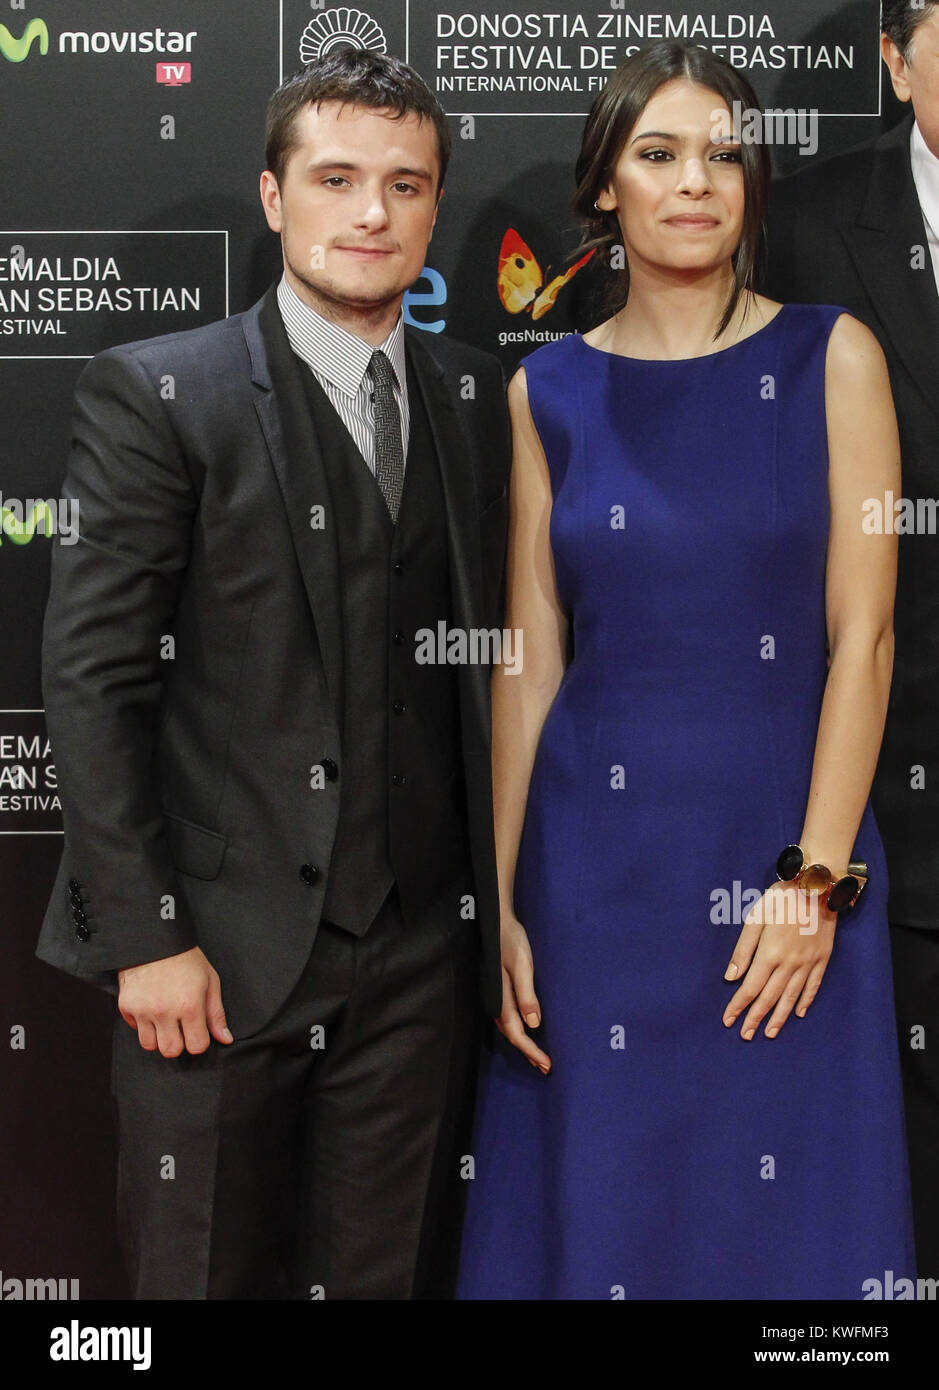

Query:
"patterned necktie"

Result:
[[368, 349, 405, 524]]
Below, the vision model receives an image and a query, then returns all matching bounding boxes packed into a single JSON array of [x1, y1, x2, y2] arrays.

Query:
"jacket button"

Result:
[[299, 863, 320, 885], [67, 878, 80, 892], [392, 699, 406, 715], [321, 758, 338, 781], [393, 560, 404, 574], [74, 923, 91, 943], [392, 630, 405, 645], [392, 773, 407, 787], [72, 907, 87, 926]]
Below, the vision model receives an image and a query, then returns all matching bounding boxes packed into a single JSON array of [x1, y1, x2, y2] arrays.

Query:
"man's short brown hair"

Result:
[[265, 48, 451, 195]]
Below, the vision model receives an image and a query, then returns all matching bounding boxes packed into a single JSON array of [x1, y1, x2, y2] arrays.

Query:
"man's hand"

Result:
[[117, 946, 233, 1056]]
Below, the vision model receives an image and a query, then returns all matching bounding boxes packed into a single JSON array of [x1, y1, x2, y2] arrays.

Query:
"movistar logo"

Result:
[[0, 18, 49, 62]]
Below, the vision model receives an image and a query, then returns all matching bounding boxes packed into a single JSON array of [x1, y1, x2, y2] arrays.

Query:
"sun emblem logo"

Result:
[[299, 8, 387, 61]]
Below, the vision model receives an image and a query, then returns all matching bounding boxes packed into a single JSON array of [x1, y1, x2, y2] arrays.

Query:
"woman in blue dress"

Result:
[[456, 41, 917, 1299]]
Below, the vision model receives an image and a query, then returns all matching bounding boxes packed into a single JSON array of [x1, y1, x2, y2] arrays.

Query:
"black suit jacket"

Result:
[[764, 111, 939, 927], [36, 282, 512, 1032]]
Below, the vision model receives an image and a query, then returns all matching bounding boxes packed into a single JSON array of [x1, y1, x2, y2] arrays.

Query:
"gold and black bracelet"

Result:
[[775, 843, 869, 913]]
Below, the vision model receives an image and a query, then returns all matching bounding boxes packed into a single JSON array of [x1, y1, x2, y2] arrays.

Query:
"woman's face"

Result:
[[596, 77, 746, 280]]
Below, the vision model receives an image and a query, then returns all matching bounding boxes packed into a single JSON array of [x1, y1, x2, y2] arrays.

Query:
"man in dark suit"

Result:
[[35, 49, 510, 1298], [764, 2, 939, 1275]]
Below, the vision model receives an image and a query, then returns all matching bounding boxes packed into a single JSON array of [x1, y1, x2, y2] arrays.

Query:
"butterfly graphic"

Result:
[[497, 229, 594, 320]]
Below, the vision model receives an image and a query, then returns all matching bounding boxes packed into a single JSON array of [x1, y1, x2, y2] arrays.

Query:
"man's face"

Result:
[[261, 100, 441, 318], [882, 10, 939, 158]]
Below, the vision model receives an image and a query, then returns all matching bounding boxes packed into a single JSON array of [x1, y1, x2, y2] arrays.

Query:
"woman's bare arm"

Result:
[[722, 312, 900, 1039], [795, 312, 900, 875], [491, 364, 568, 1069]]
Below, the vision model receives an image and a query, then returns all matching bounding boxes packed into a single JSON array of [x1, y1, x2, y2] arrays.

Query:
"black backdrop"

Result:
[[0, 0, 902, 1298]]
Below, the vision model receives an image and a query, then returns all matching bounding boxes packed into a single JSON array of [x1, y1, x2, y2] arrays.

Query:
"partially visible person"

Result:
[[764, 0, 939, 1277]]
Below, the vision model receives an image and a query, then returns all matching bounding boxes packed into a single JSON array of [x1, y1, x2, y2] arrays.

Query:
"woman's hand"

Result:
[[722, 883, 837, 1040], [496, 914, 551, 1072]]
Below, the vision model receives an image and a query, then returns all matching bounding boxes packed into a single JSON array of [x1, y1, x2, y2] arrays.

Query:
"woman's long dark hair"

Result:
[[570, 41, 770, 339]]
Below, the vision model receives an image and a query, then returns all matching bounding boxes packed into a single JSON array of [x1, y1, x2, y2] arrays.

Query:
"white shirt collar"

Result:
[[276, 271, 406, 398], [910, 118, 939, 242]]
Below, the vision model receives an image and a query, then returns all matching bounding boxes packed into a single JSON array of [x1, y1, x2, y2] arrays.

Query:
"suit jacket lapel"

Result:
[[843, 112, 939, 421], [243, 284, 344, 721]]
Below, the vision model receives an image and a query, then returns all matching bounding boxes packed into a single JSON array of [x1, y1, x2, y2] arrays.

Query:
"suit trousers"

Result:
[[889, 922, 939, 1278], [110, 881, 483, 1298]]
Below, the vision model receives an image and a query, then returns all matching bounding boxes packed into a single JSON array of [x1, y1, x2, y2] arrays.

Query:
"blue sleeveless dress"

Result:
[[456, 304, 916, 1300]]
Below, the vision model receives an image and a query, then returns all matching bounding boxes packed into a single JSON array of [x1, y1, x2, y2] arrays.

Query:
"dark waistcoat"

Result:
[[293, 346, 471, 933]]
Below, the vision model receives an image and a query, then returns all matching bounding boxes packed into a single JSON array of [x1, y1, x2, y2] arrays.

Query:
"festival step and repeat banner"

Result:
[[1, 0, 892, 1297]]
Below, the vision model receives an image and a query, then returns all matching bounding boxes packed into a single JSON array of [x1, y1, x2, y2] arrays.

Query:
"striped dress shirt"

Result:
[[276, 271, 410, 476]]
